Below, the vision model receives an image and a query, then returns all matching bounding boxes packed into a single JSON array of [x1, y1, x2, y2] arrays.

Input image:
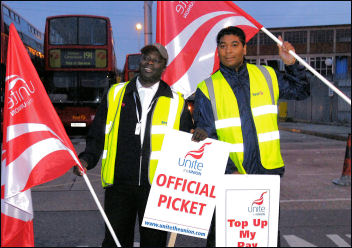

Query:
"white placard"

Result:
[[142, 129, 230, 238], [216, 175, 280, 247]]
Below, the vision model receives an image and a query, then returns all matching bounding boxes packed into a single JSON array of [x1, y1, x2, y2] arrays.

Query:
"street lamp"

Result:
[[136, 23, 142, 49]]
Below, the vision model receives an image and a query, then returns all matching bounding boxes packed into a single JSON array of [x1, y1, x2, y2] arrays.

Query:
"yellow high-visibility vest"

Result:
[[197, 64, 284, 174], [101, 82, 185, 187]]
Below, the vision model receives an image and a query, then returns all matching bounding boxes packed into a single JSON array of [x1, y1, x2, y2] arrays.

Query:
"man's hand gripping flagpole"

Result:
[[261, 27, 351, 106]]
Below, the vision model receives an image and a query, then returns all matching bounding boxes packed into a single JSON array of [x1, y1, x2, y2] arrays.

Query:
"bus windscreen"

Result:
[[128, 54, 142, 70], [47, 71, 109, 104], [49, 17, 107, 45]]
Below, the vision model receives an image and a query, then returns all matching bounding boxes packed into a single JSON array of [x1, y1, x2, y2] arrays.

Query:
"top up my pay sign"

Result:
[[216, 175, 280, 247], [142, 129, 230, 238]]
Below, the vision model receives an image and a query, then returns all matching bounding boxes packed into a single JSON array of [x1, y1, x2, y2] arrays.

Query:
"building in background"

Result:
[[246, 24, 351, 124]]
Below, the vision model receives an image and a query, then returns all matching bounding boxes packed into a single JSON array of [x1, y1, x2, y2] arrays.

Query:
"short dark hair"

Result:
[[216, 26, 246, 46]]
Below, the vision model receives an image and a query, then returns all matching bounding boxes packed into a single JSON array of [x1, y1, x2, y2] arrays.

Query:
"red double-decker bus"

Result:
[[44, 15, 117, 133], [122, 53, 141, 82], [1, 3, 44, 137]]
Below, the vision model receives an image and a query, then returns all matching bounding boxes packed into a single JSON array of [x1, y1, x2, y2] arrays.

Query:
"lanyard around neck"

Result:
[[133, 92, 141, 123], [133, 89, 157, 119]]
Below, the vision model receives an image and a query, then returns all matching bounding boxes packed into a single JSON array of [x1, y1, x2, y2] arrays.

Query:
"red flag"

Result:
[[156, 1, 263, 98], [1, 23, 84, 247]]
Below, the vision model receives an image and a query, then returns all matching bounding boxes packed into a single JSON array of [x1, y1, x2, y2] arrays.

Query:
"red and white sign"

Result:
[[142, 129, 230, 238], [156, 1, 262, 98], [216, 175, 280, 247]]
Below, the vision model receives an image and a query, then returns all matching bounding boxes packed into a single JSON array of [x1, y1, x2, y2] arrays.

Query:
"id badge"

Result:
[[135, 122, 141, 135]]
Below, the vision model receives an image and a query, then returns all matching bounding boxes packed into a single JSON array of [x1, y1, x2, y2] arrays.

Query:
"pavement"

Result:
[[30, 121, 351, 247], [278, 121, 351, 141]]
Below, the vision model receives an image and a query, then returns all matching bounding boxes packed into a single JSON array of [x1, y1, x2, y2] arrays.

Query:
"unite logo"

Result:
[[6, 75, 35, 116], [248, 191, 267, 216], [178, 142, 212, 176], [185, 142, 212, 159], [175, 1, 195, 19]]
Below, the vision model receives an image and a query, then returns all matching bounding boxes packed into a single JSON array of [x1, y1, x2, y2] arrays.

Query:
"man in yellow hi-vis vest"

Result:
[[73, 43, 207, 247], [193, 26, 310, 246]]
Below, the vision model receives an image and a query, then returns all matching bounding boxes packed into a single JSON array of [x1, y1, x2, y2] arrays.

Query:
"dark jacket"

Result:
[[193, 61, 310, 176], [79, 77, 194, 186]]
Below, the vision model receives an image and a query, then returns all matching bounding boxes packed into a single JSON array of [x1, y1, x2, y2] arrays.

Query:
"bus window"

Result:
[[79, 71, 109, 103], [48, 72, 77, 103], [49, 17, 77, 45], [79, 17, 107, 45]]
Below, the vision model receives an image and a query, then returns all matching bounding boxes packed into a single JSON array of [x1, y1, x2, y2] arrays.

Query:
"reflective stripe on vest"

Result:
[[101, 82, 128, 187], [198, 64, 284, 173], [149, 91, 184, 184], [101, 83, 184, 187]]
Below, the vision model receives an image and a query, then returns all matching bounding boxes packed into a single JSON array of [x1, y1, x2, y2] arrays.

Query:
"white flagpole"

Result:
[[82, 173, 121, 247], [261, 27, 351, 106]]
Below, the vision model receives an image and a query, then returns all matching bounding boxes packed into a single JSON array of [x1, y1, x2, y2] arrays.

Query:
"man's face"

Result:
[[139, 50, 166, 85], [218, 34, 246, 70]]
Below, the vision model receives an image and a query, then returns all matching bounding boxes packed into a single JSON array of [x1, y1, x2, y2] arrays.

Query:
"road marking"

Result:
[[134, 241, 140, 247], [280, 198, 350, 203], [283, 235, 316, 247], [327, 234, 350, 247], [346, 234, 351, 239]]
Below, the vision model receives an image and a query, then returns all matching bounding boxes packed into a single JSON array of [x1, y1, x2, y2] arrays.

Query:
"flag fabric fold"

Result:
[[1, 187, 34, 247], [1, 23, 84, 247], [156, 1, 263, 98]]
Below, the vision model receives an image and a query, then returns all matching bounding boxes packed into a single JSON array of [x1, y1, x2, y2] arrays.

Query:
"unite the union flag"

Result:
[[1, 23, 84, 247], [156, 1, 263, 98]]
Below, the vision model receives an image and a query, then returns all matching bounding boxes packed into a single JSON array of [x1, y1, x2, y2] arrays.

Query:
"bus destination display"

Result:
[[61, 49, 95, 67]]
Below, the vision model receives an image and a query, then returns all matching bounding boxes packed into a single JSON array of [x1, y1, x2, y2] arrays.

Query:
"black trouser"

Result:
[[102, 184, 167, 247], [206, 214, 216, 247], [206, 209, 281, 247]]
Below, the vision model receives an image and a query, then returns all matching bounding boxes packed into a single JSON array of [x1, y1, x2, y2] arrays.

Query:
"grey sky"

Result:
[[3, 1, 351, 70]]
